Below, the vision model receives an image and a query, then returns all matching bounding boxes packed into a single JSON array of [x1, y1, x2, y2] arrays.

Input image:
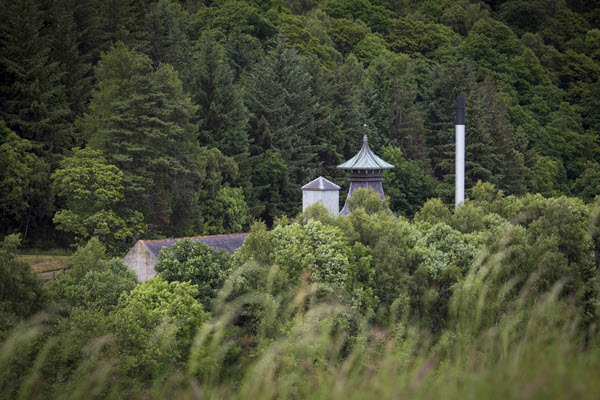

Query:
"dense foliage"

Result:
[[1, 0, 599, 245], [2, 187, 600, 397], [2, 0, 600, 398]]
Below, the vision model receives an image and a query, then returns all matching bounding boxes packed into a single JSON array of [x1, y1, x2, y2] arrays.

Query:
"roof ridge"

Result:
[[143, 232, 248, 243], [302, 176, 341, 191]]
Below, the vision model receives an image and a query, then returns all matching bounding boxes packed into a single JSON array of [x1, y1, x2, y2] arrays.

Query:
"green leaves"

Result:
[[382, 146, 439, 217], [155, 239, 233, 308], [0, 235, 46, 336], [110, 276, 208, 382], [0, 122, 37, 230], [51, 148, 144, 244], [201, 186, 250, 234], [49, 240, 138, 313], [52, 148, 123, 208], [347, 187, 389, 215], [270, 220, 351, 289], [386, 17, 460, 60], [82, 43, 200, 234]]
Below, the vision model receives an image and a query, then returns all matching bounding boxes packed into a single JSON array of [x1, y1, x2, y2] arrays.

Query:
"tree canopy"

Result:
[[0, 0, 598, 246]]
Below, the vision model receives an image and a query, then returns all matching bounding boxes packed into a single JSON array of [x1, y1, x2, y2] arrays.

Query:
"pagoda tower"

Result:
[[337, 132, 394, 216]]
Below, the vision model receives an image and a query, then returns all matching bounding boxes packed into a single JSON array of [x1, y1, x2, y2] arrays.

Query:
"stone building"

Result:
[[124, 131, 394, 280], [301, 176, 341, 216], [123, 233, 248, 281]]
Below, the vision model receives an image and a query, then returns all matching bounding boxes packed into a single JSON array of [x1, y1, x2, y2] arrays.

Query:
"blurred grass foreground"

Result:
[[2, 274, 599, 399], [2, 186, 600, 399]]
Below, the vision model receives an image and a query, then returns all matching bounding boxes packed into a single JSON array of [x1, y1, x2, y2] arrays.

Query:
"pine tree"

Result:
[[245, 40, 323, 220], [47, 0, 93, 121], [81, 43, 199, 233], [318, 54, 365, 178], [190, 30, 250, 157], [0, 0, 72, 153], [146, 0, 193, 82]]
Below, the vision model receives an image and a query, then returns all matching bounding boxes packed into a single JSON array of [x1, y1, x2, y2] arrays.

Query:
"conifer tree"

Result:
[[318, 54, 365, 178], [146, 0, 193, 82], [0, 0, 72, 152], [224, 28, 264, 79], [481, 76, 528, 194], [422, 61, 527, 198], [47, 0, 93, 120], [0, 121, 37, 236], [81, 43, 199, 233], [361, 54, 428, 159], [247, 42, 321, 171], [190, 30, 250, 157], [245, 40, 323, 220], [72, 0, 150, 67]]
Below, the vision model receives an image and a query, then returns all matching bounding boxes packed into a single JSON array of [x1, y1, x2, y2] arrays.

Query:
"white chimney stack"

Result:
[[455, 96, 465, 208]]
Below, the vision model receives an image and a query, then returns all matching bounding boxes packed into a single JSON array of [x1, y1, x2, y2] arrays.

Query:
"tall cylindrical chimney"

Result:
[[455, 96, 465, 208]]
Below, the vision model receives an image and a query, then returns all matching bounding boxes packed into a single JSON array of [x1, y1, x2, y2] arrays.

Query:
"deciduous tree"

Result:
[[51, 148, 145, 245]]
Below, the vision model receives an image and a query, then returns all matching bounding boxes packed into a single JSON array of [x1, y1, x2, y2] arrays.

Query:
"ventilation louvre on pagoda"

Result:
[[337, 134, 394, 216]]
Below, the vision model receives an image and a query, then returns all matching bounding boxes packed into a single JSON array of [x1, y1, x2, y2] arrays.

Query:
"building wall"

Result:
[[340, 174, 385, 216], [123, 241, 158, 282], [303, 190, 339, 216]]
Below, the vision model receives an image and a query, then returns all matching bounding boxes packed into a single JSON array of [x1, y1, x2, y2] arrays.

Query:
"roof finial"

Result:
[[363, 123, 368, 142]]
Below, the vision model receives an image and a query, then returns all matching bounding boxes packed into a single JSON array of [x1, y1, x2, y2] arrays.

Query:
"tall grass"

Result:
[[2, 261, 600, 399]]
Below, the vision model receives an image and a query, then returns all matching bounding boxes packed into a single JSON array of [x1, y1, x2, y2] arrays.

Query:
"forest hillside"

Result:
[[2, 1, 600, 398], [1, 0, 600, 248]]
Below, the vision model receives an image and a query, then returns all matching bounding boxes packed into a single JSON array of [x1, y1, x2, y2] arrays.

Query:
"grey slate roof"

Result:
[[337, 135, 394, 170], [143, 233, 248, 258], [301, 176, 341, 191]]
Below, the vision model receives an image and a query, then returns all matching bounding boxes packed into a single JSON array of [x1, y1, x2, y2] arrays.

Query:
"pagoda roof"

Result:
[[337, 135, 394, 170], [301, 176, 341, 191]]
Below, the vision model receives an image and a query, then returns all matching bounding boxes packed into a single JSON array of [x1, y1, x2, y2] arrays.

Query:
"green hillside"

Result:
[[2, 1, 600, 398], [1, 0, 600, 246]]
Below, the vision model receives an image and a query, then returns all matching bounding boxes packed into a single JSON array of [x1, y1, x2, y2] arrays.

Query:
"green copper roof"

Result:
[[337, 135, 394, 170]]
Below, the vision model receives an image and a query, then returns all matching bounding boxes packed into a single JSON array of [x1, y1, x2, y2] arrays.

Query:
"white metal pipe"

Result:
[[455, 124, 465, 208], [456, 96, 465, 208]]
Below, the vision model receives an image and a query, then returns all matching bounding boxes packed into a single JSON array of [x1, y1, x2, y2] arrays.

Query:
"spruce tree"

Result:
[[47, 0, 93, 121], [0, 121, 37, 236], [481, 76, 528, 195], [190, 30, 250, 157], [246, 40, 322, 175], [245, 40, 323, 220], [0, 0, 72, 152], [73, 0, 151, 67], [0, 0, 74, 241], [423, 62, 493, 197], [361, 54, 428, 159], [146, 0, 193, 82], [422, 61, 526, 198], [318, 54, 365, 178]]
